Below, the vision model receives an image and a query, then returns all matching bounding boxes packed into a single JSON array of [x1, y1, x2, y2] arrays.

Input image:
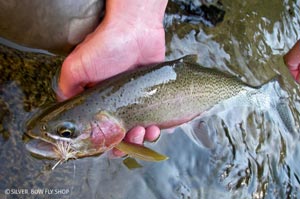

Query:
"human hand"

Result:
[[57, 0, 167, 157], [284, 40, 300, 82]]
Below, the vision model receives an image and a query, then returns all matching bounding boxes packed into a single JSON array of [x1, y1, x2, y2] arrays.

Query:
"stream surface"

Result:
[[0, 1, 300, 198]]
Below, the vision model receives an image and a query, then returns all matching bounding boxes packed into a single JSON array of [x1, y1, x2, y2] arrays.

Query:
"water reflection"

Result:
[[0, 0, 300, 199]]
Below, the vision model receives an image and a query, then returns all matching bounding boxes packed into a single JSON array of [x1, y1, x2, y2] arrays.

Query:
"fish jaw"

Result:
[[26, 139, 61, 159]]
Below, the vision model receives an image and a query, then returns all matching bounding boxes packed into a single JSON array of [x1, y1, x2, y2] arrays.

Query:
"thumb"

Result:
[[57, 54, 89, 101]]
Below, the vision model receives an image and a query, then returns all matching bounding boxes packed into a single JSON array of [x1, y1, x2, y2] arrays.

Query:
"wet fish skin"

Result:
[[26, 55, 253, 159]]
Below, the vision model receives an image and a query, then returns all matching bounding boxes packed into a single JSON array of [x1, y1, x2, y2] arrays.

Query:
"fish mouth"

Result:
[[25, 131, 78, 161]]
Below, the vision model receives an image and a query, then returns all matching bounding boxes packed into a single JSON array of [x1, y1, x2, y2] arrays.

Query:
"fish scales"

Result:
[[48, 57, 249, 130]]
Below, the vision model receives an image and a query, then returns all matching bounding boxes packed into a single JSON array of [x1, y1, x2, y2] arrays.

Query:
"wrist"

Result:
[[105, 0, 167, 28]]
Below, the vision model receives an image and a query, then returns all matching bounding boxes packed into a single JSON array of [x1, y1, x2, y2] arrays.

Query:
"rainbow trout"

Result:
[[26, 55, 256, 164]]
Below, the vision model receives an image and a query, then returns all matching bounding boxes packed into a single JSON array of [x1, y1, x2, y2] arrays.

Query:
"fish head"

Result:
[[26, 109, 126, 161]]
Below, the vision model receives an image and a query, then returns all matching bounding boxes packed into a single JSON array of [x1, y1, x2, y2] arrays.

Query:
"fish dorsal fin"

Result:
[[179, 54, 198, 64]]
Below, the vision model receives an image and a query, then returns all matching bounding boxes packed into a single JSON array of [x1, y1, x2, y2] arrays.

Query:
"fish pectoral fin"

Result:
[[115, 141, 168, 162]]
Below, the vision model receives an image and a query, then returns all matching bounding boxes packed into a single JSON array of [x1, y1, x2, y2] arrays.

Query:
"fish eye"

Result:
[[56, 122, 77, 138], [41, 124, 47, 131]]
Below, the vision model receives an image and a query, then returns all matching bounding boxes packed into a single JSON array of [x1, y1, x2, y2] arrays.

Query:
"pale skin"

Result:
[[284, 40, 300, 82], [58, 0, 168, 156]]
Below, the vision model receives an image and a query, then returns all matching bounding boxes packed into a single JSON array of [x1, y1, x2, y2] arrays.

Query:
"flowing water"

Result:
[[0, 0, 300, 198]]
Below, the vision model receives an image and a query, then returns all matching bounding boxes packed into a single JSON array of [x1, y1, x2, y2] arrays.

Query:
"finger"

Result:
[[124, 126, 146, 144], [111, 126, 146, 157], [111, 148, 126, 157], [290, 70, 299, 82], [57, 54, 89, 100], [297, 73, 300, 83], [284, 40, 300, 71], [144, 125, 160, 142]]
